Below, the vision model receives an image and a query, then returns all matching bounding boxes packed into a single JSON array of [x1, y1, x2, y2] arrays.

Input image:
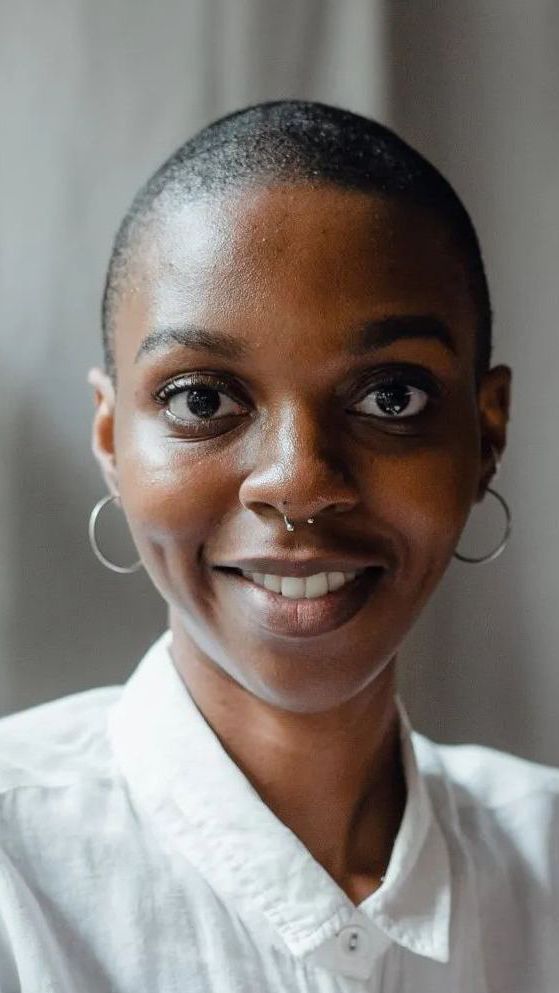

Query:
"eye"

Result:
[[350, 377, 433, 419], [155, 376, 247, 427]]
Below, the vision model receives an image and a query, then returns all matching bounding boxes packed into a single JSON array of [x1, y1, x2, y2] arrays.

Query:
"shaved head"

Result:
[[102, 99, 492, 386]]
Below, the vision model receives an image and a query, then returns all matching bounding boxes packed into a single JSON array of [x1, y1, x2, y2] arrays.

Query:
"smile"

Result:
[[215, 565, 386, 638], [240, 568, 365, 598]]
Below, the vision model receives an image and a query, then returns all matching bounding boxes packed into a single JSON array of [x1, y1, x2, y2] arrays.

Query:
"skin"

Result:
[[88, 184, 511, 904]]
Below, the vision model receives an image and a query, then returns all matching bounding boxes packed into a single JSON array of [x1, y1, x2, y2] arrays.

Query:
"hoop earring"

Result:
[[88, 494, 143, 574], [453, 486, 512, 564]]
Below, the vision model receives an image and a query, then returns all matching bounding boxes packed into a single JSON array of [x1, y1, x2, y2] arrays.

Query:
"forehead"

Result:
[[115, 183, 477, 368]]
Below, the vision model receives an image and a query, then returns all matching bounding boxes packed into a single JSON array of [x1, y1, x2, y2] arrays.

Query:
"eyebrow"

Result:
[[135, 325, 249, 362], [347, 315, 457, 356], [134, 314, 456, 363]]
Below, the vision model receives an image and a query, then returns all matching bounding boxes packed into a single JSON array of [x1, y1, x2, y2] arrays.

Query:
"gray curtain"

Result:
[[1, 0, 558, 763]]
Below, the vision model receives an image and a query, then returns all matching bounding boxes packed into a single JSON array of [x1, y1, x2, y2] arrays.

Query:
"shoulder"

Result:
[[418, 735, 559, 939], [428, 736, 559, 811], [415, 730, 559, 877], [0, 685, 122, 795], [414, 730, 559, 886]]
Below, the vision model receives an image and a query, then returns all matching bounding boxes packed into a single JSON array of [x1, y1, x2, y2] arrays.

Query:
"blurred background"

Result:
[[1, 0, 558, 763]]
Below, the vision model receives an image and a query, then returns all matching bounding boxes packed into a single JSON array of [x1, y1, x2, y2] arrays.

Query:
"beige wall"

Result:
[[390, 2, 559, 763], [1, 1, 558, 763]]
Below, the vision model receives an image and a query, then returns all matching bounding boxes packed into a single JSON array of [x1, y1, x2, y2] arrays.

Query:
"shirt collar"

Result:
[[108, 630, 451, 964]]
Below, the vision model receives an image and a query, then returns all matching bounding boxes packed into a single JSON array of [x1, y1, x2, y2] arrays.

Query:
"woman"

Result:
[[0, 100, 557, 992]]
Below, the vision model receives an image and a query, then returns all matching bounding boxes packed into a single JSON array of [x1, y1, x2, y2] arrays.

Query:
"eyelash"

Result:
[[153, 367, 442, 428], [351, 367, 440, 413], [155, 374, 245, 409]]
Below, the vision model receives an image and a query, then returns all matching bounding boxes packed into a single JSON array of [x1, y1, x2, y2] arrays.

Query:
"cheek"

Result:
[[115, 417, 233, 546], [371, 449, 477, 573]]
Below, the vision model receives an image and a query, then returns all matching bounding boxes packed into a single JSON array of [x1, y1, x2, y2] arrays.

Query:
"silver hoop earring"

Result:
[[88, 494, 143, 574], [453, 486, 512, 564]]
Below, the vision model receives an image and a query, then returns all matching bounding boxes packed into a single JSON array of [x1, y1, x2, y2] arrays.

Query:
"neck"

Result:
[[169, 614, 407, 903]]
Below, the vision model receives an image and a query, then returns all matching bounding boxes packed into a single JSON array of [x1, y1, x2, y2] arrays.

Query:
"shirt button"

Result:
[[338, 923, 369, 955]]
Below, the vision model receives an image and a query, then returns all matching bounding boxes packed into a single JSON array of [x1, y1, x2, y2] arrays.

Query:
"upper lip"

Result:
[[215, 555, 388, 578]]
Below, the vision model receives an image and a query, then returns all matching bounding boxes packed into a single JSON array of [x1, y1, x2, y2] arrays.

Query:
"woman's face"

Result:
[[90, 184, 510, 712]]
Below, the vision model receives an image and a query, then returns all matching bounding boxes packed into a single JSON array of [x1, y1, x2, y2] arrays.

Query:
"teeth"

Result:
[[327, 572, 348, 592], [241, 569, 361, 598], [304, 572, 329, 598], [263, 574, 282, 593], [280, 577, 307, 598]]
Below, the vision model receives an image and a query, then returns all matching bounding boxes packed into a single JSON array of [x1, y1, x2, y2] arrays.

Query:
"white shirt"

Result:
[[0, 630, 558, 992]]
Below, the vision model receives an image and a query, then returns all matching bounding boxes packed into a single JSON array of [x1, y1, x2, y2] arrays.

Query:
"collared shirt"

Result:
[[0, 630, 557, 992]]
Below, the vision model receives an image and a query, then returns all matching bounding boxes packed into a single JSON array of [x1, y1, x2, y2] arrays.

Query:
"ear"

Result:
[[476, 364, 512, 501], [87, 367, 119, 496]]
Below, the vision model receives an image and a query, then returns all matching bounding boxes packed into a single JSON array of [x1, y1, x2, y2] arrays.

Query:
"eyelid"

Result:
[[154, 376, 250, 435], [350, 364, 443, 403], [153, 373, 249, 406], [151, 364, 444, 420]]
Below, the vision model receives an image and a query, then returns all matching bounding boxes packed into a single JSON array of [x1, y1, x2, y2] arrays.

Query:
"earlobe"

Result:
[[476, 364, 512, 501], [87, 367, 118, 495], [476, 441, 501, 501]]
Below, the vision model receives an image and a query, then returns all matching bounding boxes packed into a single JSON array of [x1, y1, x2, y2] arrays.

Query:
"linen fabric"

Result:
[[0, 629, 557, 991]]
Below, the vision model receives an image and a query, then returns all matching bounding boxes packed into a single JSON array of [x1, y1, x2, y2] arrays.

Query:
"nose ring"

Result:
[[283, 515, 315, 531]]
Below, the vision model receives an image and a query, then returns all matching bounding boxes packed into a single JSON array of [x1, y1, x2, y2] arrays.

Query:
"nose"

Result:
[[238, 403, 360, 526]]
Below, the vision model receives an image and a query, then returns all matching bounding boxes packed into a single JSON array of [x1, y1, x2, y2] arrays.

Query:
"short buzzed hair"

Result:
[[101, 99, 492, 386]]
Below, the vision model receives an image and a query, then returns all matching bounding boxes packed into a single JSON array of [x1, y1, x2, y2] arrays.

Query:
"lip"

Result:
[[214, 555, 388, 578], [214, 565, 386, 638]]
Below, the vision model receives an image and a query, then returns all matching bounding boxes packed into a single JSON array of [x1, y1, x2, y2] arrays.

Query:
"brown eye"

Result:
[[352, 383, 430, 419], [166, 385, 245, 424]]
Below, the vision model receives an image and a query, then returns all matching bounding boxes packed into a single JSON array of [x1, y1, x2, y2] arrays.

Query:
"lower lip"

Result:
[[214, 567, 386, 638]]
